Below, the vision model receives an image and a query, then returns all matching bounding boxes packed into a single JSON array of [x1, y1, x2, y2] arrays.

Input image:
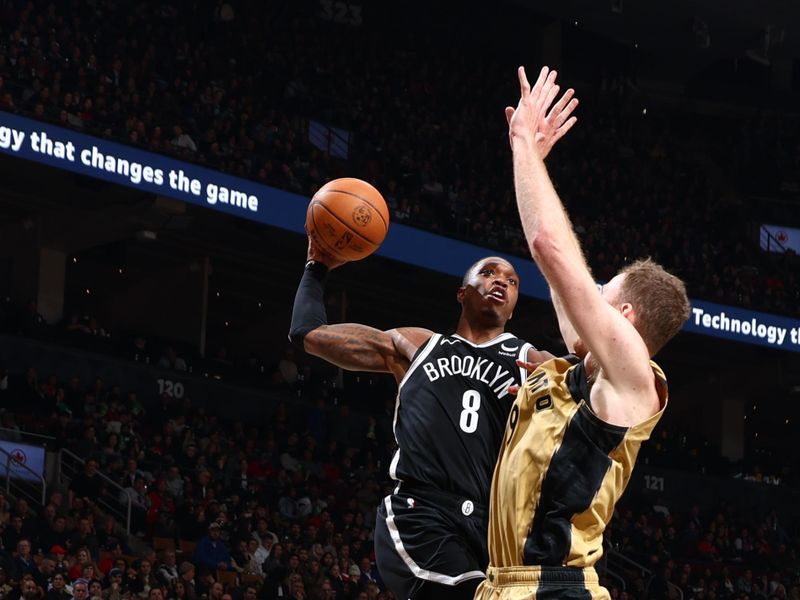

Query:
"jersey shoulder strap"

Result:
[[398, 332, 442, 390]]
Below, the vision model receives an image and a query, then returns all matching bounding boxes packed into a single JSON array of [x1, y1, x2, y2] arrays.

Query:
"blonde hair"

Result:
[[619, 259, 691, 355]]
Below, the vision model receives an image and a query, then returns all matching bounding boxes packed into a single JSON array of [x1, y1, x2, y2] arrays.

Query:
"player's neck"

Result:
[[455, 319, 506, 345]]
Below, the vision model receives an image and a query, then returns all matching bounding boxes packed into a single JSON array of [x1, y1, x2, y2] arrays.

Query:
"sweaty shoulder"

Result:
[[574, 358, 668, 429], [388, 327, 434, 363]]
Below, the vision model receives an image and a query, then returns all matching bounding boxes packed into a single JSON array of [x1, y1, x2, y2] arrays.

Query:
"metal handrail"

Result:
[[0, 426, 57, 443], [57, 448, 132, 534], [669, 581, 684, 600], [646, 574, 684, 600], [602, 565, 627, 591], [607, 548, 649, 575], [0, 446, 46, 506], [607, 549, 683, 600]]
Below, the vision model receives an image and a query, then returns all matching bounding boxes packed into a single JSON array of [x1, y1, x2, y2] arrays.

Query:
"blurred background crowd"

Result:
[[0, 361, 797, 600], [0, 1, 799, 600], [0, 0, 798, 316]]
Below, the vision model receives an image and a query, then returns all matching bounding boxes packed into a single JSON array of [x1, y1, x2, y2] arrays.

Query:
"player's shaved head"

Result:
[[462, 256, 517, 286]]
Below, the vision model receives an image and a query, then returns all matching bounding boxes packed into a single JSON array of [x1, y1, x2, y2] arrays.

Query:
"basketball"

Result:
[[306, 177, 390, 262]]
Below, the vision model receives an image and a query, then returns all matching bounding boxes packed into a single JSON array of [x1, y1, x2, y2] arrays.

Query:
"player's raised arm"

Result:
[[288, 239, 432, 381], [510, 78, 581, 355], [506, 67, 655, 406], [303, 322, 432, 379]]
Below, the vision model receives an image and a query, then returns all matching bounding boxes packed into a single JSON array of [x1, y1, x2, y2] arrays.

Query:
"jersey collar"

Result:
[[451, 332, 515, 348]]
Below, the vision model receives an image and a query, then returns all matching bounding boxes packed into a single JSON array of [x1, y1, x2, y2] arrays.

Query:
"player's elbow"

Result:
[[288, 324, 324, 353], [561, 328, 581, 355], [529, 229, 562, 264]]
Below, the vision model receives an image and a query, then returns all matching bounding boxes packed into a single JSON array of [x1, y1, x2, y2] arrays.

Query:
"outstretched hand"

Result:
[[505, 66, 578, 158], [507, 358, 544, 396]]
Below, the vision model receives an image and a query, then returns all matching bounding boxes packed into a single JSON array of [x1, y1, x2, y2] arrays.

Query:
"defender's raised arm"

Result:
[[507, 66, 664, 422]]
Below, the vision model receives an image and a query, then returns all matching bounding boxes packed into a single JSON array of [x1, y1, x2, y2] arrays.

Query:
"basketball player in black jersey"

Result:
[[289, 251, 543, 599], [288, 84, 577, 600], [288, 80, 576, 600]]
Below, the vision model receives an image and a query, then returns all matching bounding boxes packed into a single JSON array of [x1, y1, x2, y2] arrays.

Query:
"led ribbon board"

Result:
[[2, 111, 798, 352]]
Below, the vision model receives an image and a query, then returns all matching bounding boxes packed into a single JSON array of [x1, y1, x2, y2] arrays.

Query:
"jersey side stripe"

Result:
[[389, 333, 441, 482], [388, 447, 402, 483], [382, 496, 486, 586], [522, 406, 628, 565], [517, 342, 533, 384]]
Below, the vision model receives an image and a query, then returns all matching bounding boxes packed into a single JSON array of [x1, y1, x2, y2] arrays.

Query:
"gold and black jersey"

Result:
[[486, 356, 668, 569]]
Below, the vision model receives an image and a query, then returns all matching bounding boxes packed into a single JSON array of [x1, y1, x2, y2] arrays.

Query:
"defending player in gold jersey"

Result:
[[474, 67, 691, 600]]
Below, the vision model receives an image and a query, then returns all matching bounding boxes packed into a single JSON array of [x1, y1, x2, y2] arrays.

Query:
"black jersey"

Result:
[[390, 332, 532, 508]]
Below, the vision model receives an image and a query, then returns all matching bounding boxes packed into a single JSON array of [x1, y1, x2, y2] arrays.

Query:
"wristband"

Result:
[[304, 260, 329, 278]]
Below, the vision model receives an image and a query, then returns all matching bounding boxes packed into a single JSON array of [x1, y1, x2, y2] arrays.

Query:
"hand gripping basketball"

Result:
[[306, 178, 390, 263]]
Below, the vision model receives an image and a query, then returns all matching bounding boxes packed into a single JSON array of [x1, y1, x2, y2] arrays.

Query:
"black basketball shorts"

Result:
[[374, 482, 488, 600]]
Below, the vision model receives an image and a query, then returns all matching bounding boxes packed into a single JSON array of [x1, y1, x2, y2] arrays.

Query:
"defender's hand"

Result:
[[507, 358, 545, 396], [505, 66, 578, 157], [533, 82, 579, 158]]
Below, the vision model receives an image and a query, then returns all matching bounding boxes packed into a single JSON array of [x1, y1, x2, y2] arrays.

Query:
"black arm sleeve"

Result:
[[288, 261, 329, 348]]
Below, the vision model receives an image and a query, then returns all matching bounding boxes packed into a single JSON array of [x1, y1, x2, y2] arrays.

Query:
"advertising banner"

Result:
[[2, 111, 798, 351]]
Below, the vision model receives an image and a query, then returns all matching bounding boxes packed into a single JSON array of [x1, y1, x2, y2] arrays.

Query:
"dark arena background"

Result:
[[0, 1, 799, 599]]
